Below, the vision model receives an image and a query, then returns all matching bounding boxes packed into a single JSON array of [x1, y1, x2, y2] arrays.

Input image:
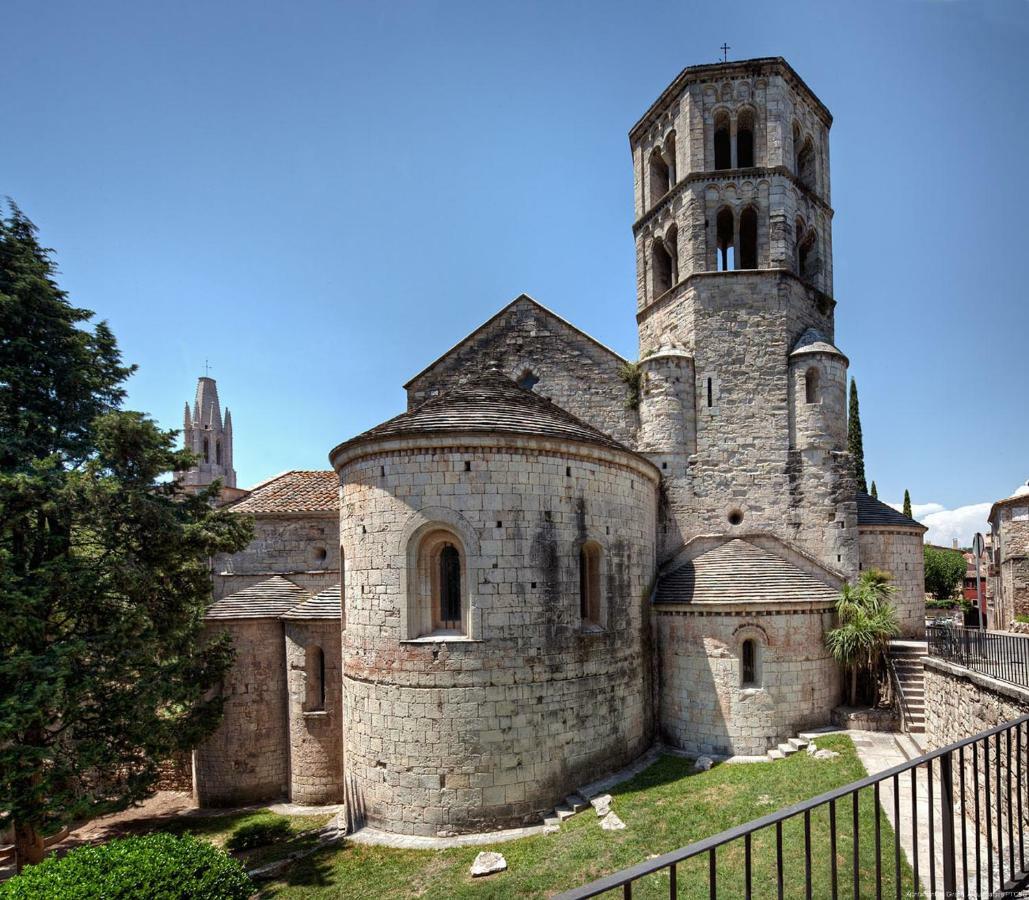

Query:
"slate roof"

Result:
[[332, 373, 635, 457], [280, 585, 342, 620], [856, 491, 925, 530], [231, 471, 338, 514], [790, 328, 847, 360], [656, 539, 839, 605], [205, 576, 310, 620]]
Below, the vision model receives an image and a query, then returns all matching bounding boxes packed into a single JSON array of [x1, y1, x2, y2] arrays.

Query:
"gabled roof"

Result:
[[205, 576, 309, 620], [281, 585, 342, 620], [331, 372, 643, 460], [856, 491, 926, 531], [656, 538, 839, 605], [402, 294, 626, 389], [230, 470, 338, 515]]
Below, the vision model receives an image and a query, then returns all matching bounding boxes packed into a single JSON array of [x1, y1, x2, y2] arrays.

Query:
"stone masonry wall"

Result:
[[337, 439, 658, 835], [924, 657, 1029, 838], [994, 510, 1029, 627], [858, 527, 926, 638], [405, 297, 637, 446], [637, 271, 857, 580], [285, 620, 344, 804], [212, 514, 339, 601], [656, 605, 839, 756], [194, 619, 289, 806]]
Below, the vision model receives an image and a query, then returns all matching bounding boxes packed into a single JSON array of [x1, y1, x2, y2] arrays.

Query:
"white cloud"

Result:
[[887, 500, 992, 548]]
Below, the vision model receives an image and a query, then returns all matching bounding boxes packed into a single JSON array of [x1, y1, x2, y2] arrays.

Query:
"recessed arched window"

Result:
[[649, 148, 670, 206], [652, 236, 674, 296], [713, 110, 731, 170], [304, 645, 325, 711], [203, 437, 210, 464], [736, 108, 755, 168], [410, 528, 466, 637], [805, 367, 820, 404], [798, 230, 816, 281], [797, 136, 816, 190], [739, 206, 757, 270], [215, 440, 222, 465], [579, 541, 603, 628], [741, 639, 758, 687], [664, 132, 677, 186], [716, 207, 735, 271]]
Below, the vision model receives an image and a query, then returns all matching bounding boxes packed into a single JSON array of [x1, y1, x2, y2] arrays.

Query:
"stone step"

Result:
[[554, 806, 576, 821], [788, 737, 809, 751], [564, 794, 588, 813], [777, 743, 798, 757], [543, 813, 562, 828], [767, 748, 786, 761]]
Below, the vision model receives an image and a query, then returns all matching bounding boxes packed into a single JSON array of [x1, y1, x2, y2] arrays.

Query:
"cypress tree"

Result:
[[903, 490, 912, 519], [870, 481, 878, 499], [847, 377, 867, 493]]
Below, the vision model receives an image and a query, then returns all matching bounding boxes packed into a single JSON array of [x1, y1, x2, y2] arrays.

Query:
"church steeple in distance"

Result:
[[180, 375, 237, 492]]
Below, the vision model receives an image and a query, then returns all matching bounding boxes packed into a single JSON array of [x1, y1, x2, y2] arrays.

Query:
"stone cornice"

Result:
[[629, 57, 833, 144], [331, 433, 662, 484], [633, 165, 833, 236], [636, 268, 837, 324]]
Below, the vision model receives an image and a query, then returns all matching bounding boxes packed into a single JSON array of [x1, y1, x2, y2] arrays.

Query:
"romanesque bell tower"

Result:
[[180, 375, 237, 493], [633, 57, 857, 576]]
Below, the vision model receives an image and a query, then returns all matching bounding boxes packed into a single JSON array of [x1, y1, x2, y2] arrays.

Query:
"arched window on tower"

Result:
[[739, 206, 757, 270], [805, 367, 820, 404], [304, 645, 325, 711], [652, 236, 674, 296], [664, 132, 677, 186], [716, 207, 735, 271], [579, 541, 603, 629], [215, 440, 222, 465], [736, 108, 755, 168], [797, 136, 816, 190], [713, 110, 731, 170], [798, 229, 816, 281], [649, 149, 670, 206], [203, 437, 210, 463]]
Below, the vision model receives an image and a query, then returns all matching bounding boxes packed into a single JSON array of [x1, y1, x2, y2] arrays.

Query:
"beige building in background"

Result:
[[188, 56, 926, 835], [989, 482, 1029, 628]]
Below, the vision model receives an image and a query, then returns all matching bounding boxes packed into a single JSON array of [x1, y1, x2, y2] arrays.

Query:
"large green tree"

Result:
[[847, 377, 867, 493], [923, 545, 967, 600], [0, 203, 252, 869]]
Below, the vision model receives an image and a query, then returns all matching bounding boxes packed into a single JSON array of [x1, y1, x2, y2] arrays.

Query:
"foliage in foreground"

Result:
[[0, 201, 253, 867], [0, 833, 254, 899], [923, 544, 967, 600], [826, 569, 900, 706], [227, 817, 294, 851]]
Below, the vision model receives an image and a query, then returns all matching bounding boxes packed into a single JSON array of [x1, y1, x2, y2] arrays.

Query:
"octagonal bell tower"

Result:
[[632, 57, 857, 576]]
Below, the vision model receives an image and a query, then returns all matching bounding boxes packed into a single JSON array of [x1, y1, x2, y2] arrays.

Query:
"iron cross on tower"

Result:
[[720, 43, 731, 62], [203, 359, 212, 377]]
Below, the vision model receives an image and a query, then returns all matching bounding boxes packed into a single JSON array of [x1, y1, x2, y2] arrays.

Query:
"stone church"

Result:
[[187, 57, 926, 836]]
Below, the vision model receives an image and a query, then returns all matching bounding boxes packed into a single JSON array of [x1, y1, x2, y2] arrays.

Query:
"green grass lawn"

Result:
[[253, 734, 914, 899]]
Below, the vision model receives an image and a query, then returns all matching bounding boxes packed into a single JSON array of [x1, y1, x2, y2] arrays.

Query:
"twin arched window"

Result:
[[713, 108, 755, 170], [715, 207, 758, 272]]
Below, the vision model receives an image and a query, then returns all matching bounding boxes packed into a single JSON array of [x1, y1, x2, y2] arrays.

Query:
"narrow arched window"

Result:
[[215, 441, 222, 465], [664, 132, 677, 186], [652, 237, 674, 295], [305, 645, 325, 711], [649, 149, 670, 206], [716, 207, 735, 271], [798, 230, 816, 281], [438, 543, 461, 631], [741, 639, 757, 687], [739, 206, 757, 270], [736, 108, 754, 168], [805, 368, 819, 404], [713, 110, 731, 170], [203, 437, 210, 463], [797, 137, 815, 189], [579, 541, 602, 628]]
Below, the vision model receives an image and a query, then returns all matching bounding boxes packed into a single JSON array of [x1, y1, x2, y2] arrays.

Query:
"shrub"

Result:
[[0, 832, 253, 899], [924, 545, 967, 600], [226, 817, 293, 852]]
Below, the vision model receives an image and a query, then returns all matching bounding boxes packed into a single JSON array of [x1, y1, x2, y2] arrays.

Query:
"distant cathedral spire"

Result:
[[179, 375, 237, 491]]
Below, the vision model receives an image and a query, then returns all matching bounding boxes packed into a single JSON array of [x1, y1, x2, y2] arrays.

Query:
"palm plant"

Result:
[[826, 569, 901, 706]]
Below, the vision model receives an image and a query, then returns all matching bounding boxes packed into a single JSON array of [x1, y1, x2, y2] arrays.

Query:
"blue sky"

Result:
[[5, 0, 1027, 544]]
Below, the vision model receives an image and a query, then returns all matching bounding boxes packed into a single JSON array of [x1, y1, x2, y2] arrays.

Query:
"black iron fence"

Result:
[[556, 715, 1029, 899], [928, 624, 1029, 690]]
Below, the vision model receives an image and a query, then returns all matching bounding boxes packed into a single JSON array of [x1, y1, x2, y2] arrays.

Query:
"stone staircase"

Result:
[[766, 736, 809, 761], [543, 793, 589, 828], [888, 640, 928, 734]]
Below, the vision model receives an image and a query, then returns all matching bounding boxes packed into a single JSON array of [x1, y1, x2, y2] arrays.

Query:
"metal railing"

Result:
[[928, 624, 1029, 690], [556, 715, 1029, 899]]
